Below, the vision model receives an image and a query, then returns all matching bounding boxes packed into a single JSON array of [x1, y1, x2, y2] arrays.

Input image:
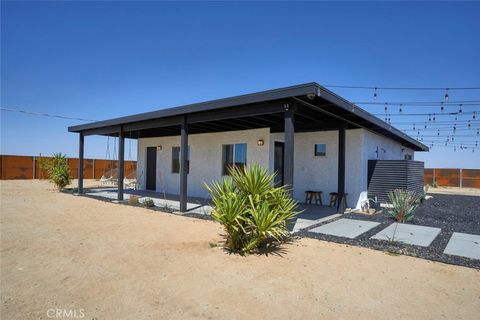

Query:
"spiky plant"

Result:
[[387, 189, 421, 222], [204, 163, 300, 254], [47, 153, 71, 191]]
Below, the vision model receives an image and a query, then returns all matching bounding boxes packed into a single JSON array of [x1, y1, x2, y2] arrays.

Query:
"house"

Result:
[[68, 83, 428, 212]]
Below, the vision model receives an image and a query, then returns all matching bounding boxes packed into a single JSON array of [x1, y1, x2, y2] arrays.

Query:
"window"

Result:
[[314, 144, 326, 156], [222, 143, 247, 175], [404, 154, 413, 160], [171, 146, 190, 173]]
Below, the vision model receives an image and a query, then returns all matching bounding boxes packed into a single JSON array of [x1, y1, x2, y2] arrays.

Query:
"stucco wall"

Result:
[[137, 127, 414, 208], [137, 128, 270, 198], [269, 129, 364, 207]]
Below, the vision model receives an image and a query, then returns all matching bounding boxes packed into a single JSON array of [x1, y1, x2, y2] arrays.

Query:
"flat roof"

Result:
[[68, 82, 428, 151]]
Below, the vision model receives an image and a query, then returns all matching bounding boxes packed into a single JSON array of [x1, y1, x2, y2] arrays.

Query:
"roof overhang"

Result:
[[68, 82, 428, 152]]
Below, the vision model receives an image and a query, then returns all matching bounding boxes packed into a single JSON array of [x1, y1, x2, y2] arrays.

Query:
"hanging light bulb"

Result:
[[459, 104, 463, 113], [473, 112, 476, 119], [440, 102, 444, 112], [437, 129, 440, 136], [424, 122, 427, 129], [433, 113, 436, 121], [455, 116, 458, 121], [468, 120, 471, 128], [384, 102, 388, 113], [373, 87, 378, 100], [428, 114, 431, 122], [399, 104, 403, 113], [413, 124, 416, 131], [444, 88, 449, 101], [454, 146, 457, 152]]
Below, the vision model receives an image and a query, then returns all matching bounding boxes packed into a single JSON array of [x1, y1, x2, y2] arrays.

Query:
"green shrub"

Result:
[[387, 189, 421, 222], [204, 164, 300, 255], [47, 153, 71, 191], [128, 195, 140, 205], [143, 198, 155, 208]]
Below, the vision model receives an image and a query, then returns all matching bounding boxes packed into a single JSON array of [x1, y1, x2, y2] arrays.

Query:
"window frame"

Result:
[[171, 146, 190, 174], [314, 143, 327, 157], [222, 143, 247, 175]]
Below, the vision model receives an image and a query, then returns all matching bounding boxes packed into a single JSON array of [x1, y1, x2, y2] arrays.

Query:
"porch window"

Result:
[[222, 143, 247, 175], [314, 143, 326, 156], [172, 146, 190, 174]]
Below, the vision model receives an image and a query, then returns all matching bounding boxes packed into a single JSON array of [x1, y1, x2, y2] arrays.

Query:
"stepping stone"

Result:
[[444, 232, 480, 260], [371, 223, 441, 247], [291, 214, 341, 233], [309, 218, 380, 239]]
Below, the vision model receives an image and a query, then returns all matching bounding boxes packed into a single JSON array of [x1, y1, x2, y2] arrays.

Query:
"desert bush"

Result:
[[387, 189, 421, 222], [128, 195, 140, 205], [143, 198, 155, 208], [48, 153, 71, 191], [204, 163, 300, 255]]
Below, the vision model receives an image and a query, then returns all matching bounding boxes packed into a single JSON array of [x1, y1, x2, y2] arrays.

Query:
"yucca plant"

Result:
[[387, 189, 421, 222], [204, 164, 300, 254], [47, 153, 71, 191]]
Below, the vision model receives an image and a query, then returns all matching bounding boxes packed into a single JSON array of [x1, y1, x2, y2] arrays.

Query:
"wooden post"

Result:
[[118, 129, 125, 201], [337, 125, 346, 213], [459, 168, 463, 188], [78, 133, 84, 194], [284, 103, 295, 196], [33, 156, 36, 179], [179, 115, 188, 212], [92, 159, 95, 179]]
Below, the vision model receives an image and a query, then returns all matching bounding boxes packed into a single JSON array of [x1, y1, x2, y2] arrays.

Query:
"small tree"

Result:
[[48, 153, 71, 191]]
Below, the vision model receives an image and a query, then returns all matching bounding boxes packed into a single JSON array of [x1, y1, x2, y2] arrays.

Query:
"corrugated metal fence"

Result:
[[424, 168, 480, 188], [0, 155, 136, 180]]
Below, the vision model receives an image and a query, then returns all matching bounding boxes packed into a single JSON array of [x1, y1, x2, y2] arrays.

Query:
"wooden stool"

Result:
[[305, 191, 323, 206], [329, 192, 348, 208]]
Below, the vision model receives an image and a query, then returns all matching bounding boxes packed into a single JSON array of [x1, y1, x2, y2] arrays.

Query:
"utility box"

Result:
[[367, 160, 424, 204]]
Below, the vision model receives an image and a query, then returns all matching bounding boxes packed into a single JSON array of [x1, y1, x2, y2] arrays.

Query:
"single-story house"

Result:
[[68, 83, 428, 212]]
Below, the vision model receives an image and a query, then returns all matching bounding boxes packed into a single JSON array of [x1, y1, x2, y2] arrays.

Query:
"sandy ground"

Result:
[[1, 180, 479, 320], [428, 186, 480, 196]]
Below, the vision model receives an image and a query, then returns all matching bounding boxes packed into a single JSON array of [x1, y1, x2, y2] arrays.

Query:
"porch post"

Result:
[[337, 124, 346, 213], [179, 115, 188, 212], [78, 132, 84, 194], [284, 103, 295, 196], [118, 128, 125, 201]]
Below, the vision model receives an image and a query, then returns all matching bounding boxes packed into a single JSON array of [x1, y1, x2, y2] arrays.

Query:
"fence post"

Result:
[[459, 168, 463, 188], [92, 159, 95, 179], [433, 168, 436, 186], [32, 156, 36, 179]]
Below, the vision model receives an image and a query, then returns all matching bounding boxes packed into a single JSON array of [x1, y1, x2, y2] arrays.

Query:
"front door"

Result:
[[274, 141, 284, 187], [146, 147, 157, 190]]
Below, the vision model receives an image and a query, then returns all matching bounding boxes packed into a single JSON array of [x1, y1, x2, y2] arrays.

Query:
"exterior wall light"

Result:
[[257, 139, 264, 146], [157, 145, 163, 151]]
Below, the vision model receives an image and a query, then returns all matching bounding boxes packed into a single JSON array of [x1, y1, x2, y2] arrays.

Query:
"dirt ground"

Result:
[[1, 180, 479, 320]]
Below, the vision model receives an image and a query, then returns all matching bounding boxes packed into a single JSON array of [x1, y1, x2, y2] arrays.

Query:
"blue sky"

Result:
[[1, 1, 479, 168]]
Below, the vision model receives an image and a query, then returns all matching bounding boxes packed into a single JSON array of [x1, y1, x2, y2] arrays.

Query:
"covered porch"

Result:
[[69, 83, 425, 214]]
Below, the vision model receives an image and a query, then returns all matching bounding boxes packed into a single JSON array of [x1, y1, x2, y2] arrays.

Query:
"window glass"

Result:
[[234, 143, 247, 169], [314, 144, 326, 156], [222, 143, 247, 175], [172, 146, 189, 173]]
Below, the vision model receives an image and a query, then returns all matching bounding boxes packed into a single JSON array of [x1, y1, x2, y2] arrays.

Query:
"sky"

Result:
[[1, 1, 479, 168]]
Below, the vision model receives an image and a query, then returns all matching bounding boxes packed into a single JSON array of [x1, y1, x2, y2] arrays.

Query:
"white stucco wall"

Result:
[[136, 127, 414, 208], [269, 129, 364, 207], [137, 128, 270, 198]]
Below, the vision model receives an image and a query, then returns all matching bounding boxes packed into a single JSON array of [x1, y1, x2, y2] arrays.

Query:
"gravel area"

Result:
[[297, 193, 480, 269]]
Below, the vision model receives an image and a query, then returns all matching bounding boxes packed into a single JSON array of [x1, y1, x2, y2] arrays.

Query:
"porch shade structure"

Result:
[[69, 82, 428, 213]]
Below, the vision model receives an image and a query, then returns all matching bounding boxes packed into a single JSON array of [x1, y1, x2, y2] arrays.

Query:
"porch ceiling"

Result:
[[68, 83, 428, 151]]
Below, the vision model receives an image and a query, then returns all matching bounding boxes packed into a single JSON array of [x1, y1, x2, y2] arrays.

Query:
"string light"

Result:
[[459, 104, 463, 113], [444, 88, 449, 102], [441, 102, 444, 112], [373, 87, 378, 100]]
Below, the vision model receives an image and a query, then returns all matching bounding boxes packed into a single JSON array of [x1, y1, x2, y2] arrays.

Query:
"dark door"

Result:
[[146, 147, 157, 190], [274, 141, 284, 187]]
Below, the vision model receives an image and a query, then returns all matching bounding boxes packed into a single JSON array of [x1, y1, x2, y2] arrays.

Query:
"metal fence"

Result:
[[0, 155, 136, 180], [424, 168, 480, 188]]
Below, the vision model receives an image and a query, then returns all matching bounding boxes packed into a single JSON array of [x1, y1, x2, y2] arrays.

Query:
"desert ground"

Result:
[[1, 180, 479, 320]]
